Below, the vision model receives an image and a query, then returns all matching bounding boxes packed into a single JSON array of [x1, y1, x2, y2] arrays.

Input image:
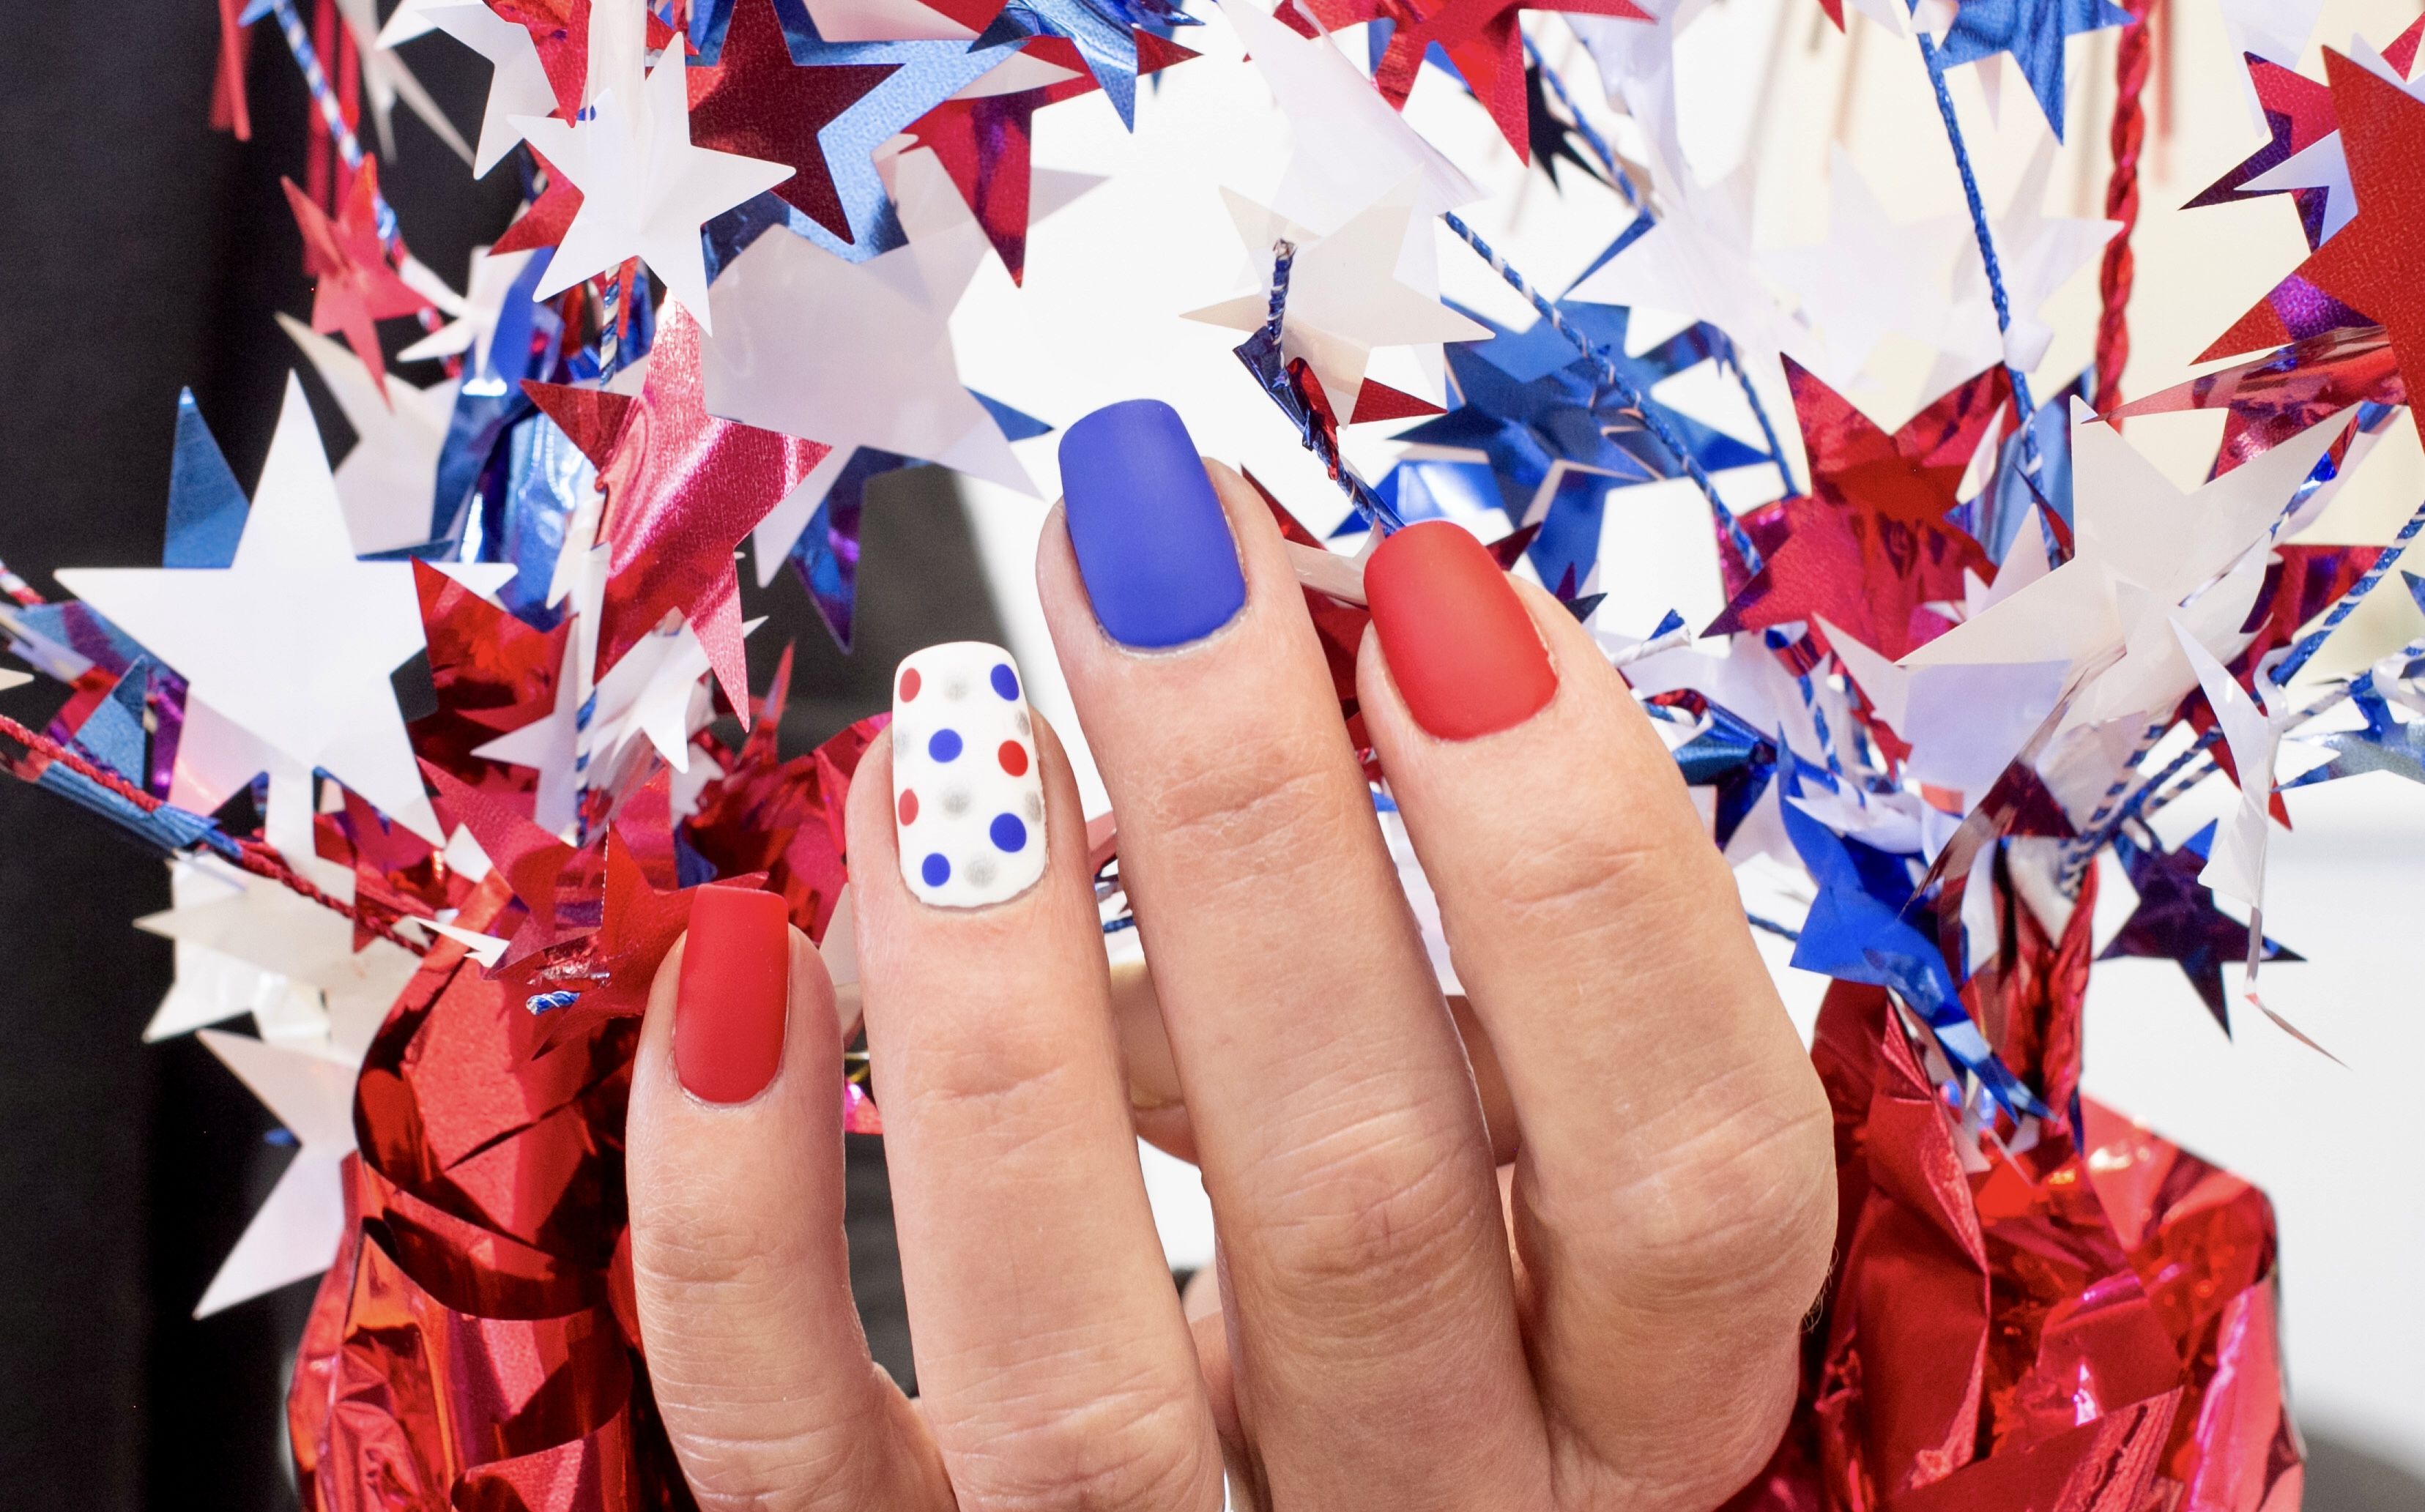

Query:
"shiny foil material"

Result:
[[291, 712, 885, 1512], [1726, 879, 2301, 1512]]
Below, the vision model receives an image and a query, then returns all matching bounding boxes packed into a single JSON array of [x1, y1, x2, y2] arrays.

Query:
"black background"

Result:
[[2, 4, 2421, 1509]]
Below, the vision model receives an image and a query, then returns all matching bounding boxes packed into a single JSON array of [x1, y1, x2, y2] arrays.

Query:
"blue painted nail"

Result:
[[1058, 399, 1247, 649]]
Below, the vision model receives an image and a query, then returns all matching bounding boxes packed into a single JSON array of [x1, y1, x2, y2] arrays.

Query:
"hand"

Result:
[[625, 401, 1835, 1511]]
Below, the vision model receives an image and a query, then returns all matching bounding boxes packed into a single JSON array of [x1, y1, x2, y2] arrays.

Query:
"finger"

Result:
[[1042, 401, 1545, 1504], [627, 889, 951, 1512], [1357, 521, 1836, 1503], [847, 641, 1225, 1512]]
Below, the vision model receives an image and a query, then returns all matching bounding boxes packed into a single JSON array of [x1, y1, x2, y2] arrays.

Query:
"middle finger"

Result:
[[1040, 401, 1545, 1506]]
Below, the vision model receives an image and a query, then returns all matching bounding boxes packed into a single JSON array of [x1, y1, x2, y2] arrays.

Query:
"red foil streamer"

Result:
[[1729, 877, 2300, 1512], [291, 715, 885, 1511]]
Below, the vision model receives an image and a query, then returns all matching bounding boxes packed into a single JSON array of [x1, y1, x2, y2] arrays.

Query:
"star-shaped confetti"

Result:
[[1935, 0, 2135, 144], [2298, 676, 2425, 788], [974, 0, 1195, 130], [514, 46, 795, 322], [1390, 300, 1767, 593], [282, 160, 431, 402], [524, 304, 828, 716], [905, 27, 1195, 280], [693, 0, 1036, 264], [2101, 830, 2300, 1031], [2207, 50, 2425, 453], [1188, 188, 1488, 421], [686, 0, 896, 242], [1709, 360, 2009, 660], [702, 154, 1039, 647], [58, 376, 445, 841], [278, 315, 458, 556], [2186, 54, 2339, 248], [1311, 0, 1650, 160], [382, 0, 558, 176]]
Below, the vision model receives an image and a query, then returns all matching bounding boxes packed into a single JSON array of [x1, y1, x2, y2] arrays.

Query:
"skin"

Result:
[[625, 456, 1838, 1511]]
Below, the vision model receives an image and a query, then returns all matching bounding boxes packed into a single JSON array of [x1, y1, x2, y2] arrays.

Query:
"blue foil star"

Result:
[[1385, 301, 1766, 595], [696, 0, 1032, 266], [974, 0, 1197, 130], [1936, 0, 2134, 144], [2100, 829, 2300, 1032], [2295, 677, 2425, 789]]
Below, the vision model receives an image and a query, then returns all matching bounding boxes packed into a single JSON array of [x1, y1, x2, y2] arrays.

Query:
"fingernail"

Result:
[[1365, 521, 1557, 740], [675, 885, 792, 1104], [892, 641, 1047, 908], [1058, 399, 1247, 648]]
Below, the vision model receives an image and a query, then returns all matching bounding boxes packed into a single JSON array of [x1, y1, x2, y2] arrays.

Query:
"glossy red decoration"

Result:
[[1726, 873, 2303, 1512]]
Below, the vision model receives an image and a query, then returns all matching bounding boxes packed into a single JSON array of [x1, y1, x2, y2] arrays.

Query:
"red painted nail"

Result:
[[675, 885, 792, 1104], [1364, 521, 1558, 740]]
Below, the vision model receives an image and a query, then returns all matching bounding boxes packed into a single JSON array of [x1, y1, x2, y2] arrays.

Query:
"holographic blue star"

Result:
[[975, 0, 1197, 130], [1384, 301, 1767, 595], [695, 0, 1031, 266], [1936, 0, 2134, 144], [2100, 827, 2299, 1033], [2295, 677, 2425, 789]]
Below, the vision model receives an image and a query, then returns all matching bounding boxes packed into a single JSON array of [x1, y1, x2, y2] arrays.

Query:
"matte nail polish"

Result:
[[1364, 521, 1558, 740], [675, 885, 792, 1104], [1058, 399, 1247, 647], [893, 641, 1048, 907]]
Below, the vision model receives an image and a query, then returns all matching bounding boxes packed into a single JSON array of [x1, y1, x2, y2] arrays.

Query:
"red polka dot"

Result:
[[898, 667, 921, 701], [897, 789, 919, 824], [997, 741, 1029, 778]]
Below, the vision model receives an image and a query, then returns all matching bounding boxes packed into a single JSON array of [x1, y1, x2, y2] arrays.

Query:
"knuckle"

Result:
[[1482, 813, 1723, 944], [1594, 1068, 1836, 1317], [949, 1374, 1220, 1512], [1139, 730, 1356, 879], [1246, 1088, 1491, 1324]]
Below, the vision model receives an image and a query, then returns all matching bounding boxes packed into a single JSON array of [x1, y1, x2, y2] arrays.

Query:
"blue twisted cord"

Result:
[[262, 0, 402, 250], [1442, 210, 1765, 577], [1522, 37, 1801, 499], [1916, 31, 2038, 444]]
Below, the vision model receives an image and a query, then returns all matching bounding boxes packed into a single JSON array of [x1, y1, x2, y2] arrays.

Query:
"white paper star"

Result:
[[2240, 38, 2422, 246], [1186, 185, 1488, 420], [58, 376, 443, 841], [398, 242, 536, 373], [335, 0, 474, 166], [1219, 0, 1480, 235], [1931, 142, 2121, 387], [381, 0, 557, 177], [192, 1029, 360, 1317], [1761, 146, 1973, 384], [2218, 0, 2325, 129], [1566, 164, 1815, 391], [472, 622, 584, 837], [278, 314, 459, 556], [701, 153, 1036, 583], [1906, 404, 2353, 736], [513, 51, 794, 324]]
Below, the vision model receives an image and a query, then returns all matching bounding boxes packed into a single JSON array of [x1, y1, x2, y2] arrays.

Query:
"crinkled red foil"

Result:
[[293, 710, 2293, 1511], [1728, 878, 2300, 1512], [290, 714, 884, 1511]]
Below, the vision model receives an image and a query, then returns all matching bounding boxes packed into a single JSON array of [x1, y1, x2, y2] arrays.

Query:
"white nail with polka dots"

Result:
[[891, 641, 1047, 909]]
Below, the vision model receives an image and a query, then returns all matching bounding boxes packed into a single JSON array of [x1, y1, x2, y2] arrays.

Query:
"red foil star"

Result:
[[281, 159, 431, 401], [2206, 51, 2425, 448], [1280, 0, 1648, 158], [907, 30, 1197, 281], [486, 0, 593, 116], [411, 560, 572, 805], [524, 305, 829, 716], [1709, 360, 2010, 660], [686, 0, 897, 242]]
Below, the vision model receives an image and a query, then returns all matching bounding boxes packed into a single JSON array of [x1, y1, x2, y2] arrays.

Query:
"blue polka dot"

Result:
[[921, 853, 951, 887], [991, 663, 1020, 701], [927, 728, 963, 761], [988, 813, 1028, 853]]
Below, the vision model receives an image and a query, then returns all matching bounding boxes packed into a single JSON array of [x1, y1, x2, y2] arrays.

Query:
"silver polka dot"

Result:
[[1014, 709, 1031, 737], [944, 676, 970, 701], [1024, 791, 1044, 822], [966, 855, 998, 887], [941, 786, 972, 815]]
